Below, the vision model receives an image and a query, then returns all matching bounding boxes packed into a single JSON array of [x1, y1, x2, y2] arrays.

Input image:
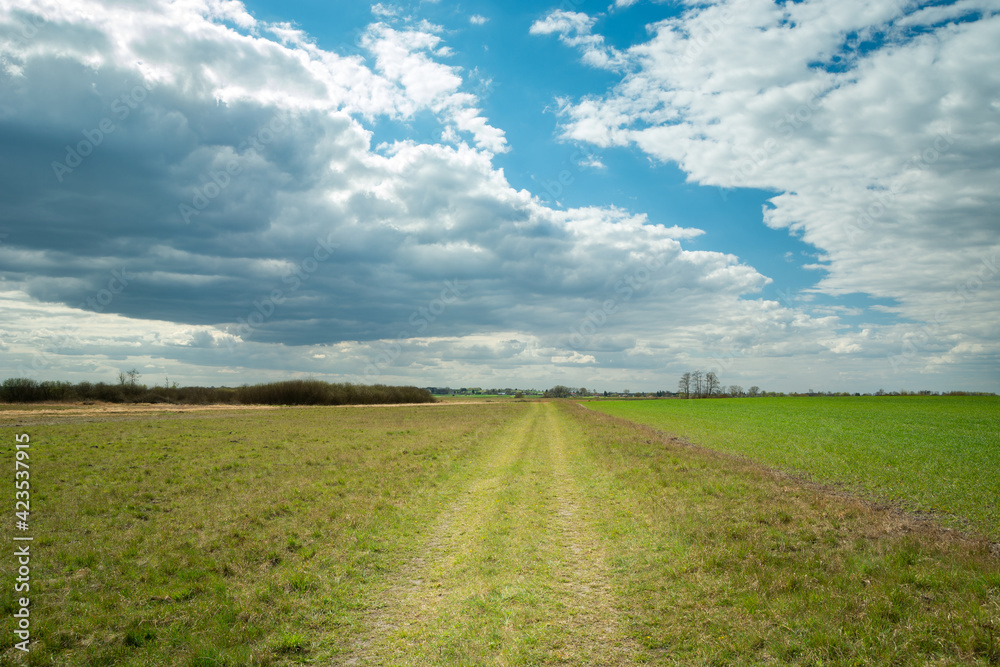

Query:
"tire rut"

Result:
[[346, 405, 536, 665], [541, 405, 640, 665], [347, 402, 639, 665]]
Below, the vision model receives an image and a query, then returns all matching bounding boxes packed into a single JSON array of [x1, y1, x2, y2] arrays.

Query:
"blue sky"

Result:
[[0, 0, 997, 393]]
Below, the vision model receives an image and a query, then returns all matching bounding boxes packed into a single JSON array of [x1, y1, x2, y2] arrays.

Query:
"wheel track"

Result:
[[540, 403, 639, 665], [348, 402, 639, 665]]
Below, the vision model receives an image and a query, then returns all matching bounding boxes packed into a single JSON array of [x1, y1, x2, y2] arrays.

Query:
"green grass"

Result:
[[363, 402, 637, 665], [585, 396, 1000, 538], [561, 402, 1000, 666], [1, 400, 998, 665], [0, 404, 520, 665]]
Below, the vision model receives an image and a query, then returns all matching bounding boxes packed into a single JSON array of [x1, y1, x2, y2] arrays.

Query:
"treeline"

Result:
[[675, 372, 993, 398], [676, 371, 758, 398], [0, 377, 434, 406]]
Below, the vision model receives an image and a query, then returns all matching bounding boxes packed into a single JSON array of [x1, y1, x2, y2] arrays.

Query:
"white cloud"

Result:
[[371, 3, 400, 19], [551, 351, 597, 364], [530, 11, 595, 36], [530, 10, 628, 71], [578, 154, 606, 169], [265, 21, 311, 47], [469, 14, 488, 26], [550, 0, 1000, 386], [0, 0, 995, 393], [0, 0, 777, 385], [361, 22, 507, 152]]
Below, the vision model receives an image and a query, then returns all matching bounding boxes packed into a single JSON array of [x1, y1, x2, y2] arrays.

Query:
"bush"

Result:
[[1, 378, 42, 402], [0, 377, 434, 407], [235, 380, 434, 406]]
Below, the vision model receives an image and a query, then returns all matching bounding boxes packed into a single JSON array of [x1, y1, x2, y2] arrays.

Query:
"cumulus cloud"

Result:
[[552, 351, 597, 365], [0, 0, 993, 392], [0, 0, 792, 385], [371, 3, 400, 19], [549, 0, 1000, 386], [529, 10, 628, 70]]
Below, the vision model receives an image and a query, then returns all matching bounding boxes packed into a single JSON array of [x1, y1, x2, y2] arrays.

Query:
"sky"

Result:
[[0, 0, 998, 394]]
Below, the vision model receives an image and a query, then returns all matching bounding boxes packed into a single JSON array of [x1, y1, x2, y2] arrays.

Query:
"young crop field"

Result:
[[1, 400, 998, 665], [586, 396, 1000, 539]]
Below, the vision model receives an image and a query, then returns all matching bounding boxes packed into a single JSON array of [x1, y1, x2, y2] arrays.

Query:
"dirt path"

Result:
[[351, 402, 637, 665]]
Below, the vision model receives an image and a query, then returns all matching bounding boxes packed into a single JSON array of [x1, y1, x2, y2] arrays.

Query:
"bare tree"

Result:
[[705, 371, 720, 397], [678, 372, 691, 399], [748, 385, 760, 397], [118, 368, 141, 397], [691, 370, 703, 398], [728, 385, 744, 397]]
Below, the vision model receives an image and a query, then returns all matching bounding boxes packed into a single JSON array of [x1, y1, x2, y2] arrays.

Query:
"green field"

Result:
[[585, 396, 1000, 538], [1, 401, 998, 665]]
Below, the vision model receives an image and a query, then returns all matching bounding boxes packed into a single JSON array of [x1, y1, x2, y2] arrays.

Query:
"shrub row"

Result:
[[0, 378, 433, 406], [234, 380, 434, 405]]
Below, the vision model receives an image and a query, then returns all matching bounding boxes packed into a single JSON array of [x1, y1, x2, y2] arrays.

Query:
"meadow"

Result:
[[586, 396, 1000, 538], [1, 400, 997, 665]]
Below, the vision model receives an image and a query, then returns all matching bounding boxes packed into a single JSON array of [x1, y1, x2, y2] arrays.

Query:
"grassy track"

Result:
[[584, 396, 1000, 538], [356, 401, 637, 665], [2, 401, 998, 665]]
